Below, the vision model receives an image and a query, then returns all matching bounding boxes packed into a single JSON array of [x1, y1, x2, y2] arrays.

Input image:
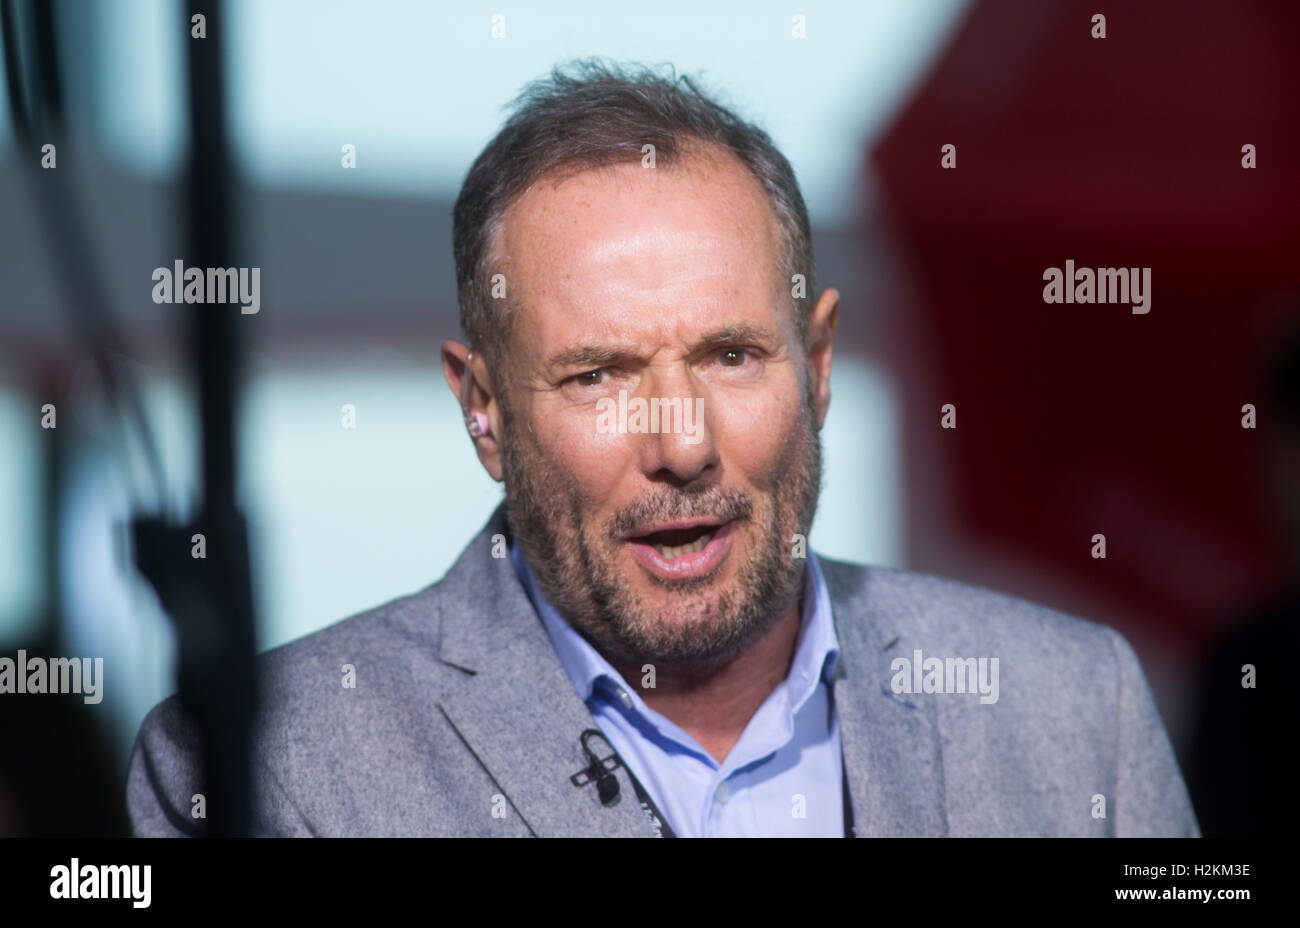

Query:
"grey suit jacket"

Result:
[[126, 505, 1200, 837]]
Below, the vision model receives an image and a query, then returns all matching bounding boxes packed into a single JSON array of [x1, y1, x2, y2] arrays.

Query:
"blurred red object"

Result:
[[871, 0, 1300, 643]]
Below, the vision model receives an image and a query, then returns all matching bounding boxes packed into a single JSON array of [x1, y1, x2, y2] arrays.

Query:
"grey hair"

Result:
[[452, 58, 817, 386]]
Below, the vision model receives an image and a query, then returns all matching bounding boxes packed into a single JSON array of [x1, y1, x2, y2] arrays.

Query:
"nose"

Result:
[[633, 363, 718, 485]]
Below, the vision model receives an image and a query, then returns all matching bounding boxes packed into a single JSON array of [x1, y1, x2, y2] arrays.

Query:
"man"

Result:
[[127, 60, 1199, 837]]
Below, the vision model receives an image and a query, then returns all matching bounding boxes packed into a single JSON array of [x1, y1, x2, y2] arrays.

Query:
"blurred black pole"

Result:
[[132, 0, 257, 837], [187, 0, 238, 516], [2, 0, 257, 835], [178, 0, 256, 836]]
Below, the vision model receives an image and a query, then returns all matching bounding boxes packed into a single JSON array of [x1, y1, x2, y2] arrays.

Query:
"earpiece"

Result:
[[460, 351, 490, 440]]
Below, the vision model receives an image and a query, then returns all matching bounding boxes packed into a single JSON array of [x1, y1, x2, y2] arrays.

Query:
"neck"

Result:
[[608, 600, 804, 765]]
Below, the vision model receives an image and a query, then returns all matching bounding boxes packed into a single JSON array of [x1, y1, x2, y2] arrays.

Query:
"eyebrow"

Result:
[[547, 322, 777, 370]]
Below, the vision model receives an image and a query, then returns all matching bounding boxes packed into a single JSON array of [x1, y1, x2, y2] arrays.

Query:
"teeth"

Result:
[[653, 531, 713, 559]]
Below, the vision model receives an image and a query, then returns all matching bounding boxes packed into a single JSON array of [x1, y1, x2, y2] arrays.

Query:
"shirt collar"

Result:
[[509, 538, 841, 713]]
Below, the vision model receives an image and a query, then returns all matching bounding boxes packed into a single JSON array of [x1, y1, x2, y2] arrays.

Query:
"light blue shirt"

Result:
[[511, 541, 845, 837]]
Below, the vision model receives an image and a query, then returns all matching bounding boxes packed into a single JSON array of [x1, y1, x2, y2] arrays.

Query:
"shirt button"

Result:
[[617, 688, 633, 708], [714, 781, 731, 803]]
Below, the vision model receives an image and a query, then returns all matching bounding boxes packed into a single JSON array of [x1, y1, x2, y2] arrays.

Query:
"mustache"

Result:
[[606, 487, 753, 542]]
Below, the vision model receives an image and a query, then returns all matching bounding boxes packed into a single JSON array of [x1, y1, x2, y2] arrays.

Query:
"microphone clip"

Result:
[[570, 729, 623, 806]]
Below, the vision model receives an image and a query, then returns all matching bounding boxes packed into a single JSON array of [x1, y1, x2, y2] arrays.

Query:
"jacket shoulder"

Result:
[[127, 575, 470, 836], [816, 556, 1198, 836], [254, 580, 450, 705], [816, 555, 1124, 666]]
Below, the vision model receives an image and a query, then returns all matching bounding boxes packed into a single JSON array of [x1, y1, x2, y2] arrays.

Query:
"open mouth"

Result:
[[640, 526, 717, 560], [623, 519, 737, 579]]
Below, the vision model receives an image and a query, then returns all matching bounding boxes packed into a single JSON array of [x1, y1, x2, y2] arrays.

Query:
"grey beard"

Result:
[[502, 391, 823, 671]]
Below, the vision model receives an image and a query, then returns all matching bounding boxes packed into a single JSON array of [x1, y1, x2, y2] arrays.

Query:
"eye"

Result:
[[572, 369, 605, 387], [718, 348, 748, 367]]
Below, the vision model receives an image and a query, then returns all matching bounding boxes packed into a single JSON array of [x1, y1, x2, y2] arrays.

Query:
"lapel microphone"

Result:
[[570, 729, 623, 805]]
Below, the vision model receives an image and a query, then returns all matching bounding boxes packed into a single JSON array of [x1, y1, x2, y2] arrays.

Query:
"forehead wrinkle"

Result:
[[547, 320, 781, 371]]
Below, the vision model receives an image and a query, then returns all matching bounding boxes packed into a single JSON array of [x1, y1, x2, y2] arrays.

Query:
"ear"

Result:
[[441, 340, 504, 482], [806, 288, 839, 430]]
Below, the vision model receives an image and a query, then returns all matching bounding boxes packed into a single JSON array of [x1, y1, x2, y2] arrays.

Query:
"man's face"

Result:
[[493, 148, 828, 671]]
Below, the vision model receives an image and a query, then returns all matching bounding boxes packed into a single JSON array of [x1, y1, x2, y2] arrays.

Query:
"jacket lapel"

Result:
[[821, 559, 950, 836], [434, 505, 650, 837]]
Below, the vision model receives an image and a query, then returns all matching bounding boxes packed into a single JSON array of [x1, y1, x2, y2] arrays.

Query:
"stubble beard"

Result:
[[502, 385, 823, 672]]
